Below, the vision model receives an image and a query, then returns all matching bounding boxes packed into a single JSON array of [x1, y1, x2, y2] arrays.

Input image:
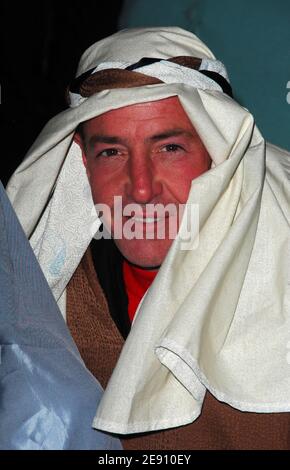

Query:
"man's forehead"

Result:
[[83, 96, 192, 131], [90, 95, 183, 118]]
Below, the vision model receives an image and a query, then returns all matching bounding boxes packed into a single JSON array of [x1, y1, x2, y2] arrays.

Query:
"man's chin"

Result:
[[114, 238, 171, 269]]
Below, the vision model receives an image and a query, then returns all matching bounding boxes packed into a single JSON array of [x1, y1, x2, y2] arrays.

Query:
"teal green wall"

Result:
[[119, 0, 290, 151]]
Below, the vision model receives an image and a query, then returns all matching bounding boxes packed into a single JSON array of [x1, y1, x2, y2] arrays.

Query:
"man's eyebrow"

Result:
[[147, 129, 194, 142], [87, 129, 194, 148], [88, 135, 127, 148]]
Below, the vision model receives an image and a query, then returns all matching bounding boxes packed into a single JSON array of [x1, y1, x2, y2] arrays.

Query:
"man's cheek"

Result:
[[169, 178, 192, 204]]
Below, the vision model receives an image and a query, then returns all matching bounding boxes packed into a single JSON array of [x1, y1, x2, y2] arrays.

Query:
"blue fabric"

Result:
[[0, 182, 122, 450]]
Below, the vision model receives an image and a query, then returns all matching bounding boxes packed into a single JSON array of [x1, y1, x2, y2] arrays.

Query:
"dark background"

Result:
[[1, 1, 124, 186]]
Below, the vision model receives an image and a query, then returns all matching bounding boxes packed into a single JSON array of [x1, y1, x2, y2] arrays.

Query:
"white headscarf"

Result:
[[7, 27, 290, 434]]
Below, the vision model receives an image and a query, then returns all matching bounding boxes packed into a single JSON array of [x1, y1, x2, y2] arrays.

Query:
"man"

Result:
[[7, 27, 290, 449]]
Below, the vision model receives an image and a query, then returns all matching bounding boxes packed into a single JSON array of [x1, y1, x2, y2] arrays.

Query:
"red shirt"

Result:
[[123, 260, 158, 322]]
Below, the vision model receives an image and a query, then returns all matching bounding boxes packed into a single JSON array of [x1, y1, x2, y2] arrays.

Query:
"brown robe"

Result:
[[66, 248, 290, 450]]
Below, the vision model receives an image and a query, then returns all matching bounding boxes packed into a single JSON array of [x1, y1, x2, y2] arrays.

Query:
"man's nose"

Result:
[[125, 153, 162, 204]]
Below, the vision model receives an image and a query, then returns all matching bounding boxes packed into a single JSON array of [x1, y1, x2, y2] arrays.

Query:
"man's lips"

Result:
[[106, 210, 179, 239], [125, 211, 171, 220], [130, 216, 165, 223]]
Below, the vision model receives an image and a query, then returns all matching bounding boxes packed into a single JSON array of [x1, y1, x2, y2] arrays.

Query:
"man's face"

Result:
[[79, 96, 211, 268]]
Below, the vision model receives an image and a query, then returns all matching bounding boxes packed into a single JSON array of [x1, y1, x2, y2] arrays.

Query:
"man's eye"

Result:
[[161, 144, 183, 153], [97, 148, 120, 158]]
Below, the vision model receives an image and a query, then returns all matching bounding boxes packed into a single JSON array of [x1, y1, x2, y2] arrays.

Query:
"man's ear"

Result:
[[74, 131, 88, 171], [73, 130, 82, 146]]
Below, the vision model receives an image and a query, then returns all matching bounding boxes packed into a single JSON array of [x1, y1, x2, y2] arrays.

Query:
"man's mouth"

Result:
[[131, 216, 163, 223], [127, 214, 170, 238]]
